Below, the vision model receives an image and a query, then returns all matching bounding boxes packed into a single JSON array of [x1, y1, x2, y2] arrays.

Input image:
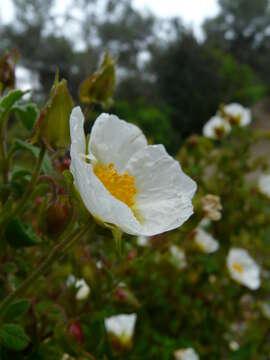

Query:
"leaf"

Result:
[[79, 52, 116, 108], [0, 324, 30, 351], [5, 217, 41, 248], [2, 299, 30, 321], [13, 103, 39, 130], [0, 89, 26, 115], [13, 139, 53, 174]]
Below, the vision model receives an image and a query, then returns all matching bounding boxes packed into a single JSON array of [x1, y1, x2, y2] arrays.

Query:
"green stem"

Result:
[[13, 146, 46, 218], [0, 222, 91, 314], [112, 228, 123, 259]]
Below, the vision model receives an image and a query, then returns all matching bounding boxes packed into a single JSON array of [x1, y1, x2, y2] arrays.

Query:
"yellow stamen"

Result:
[[94, 163, 136, 208], [227, 114, 241, 125], [232, 262, 244, 273]]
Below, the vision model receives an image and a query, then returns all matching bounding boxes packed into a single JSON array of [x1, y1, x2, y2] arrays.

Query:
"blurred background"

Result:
[[0, 0, 270, 152]]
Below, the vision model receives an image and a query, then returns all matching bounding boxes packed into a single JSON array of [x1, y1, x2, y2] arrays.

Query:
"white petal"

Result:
[[125, 145, 197, 235], [70, 155, 143, 235], [227, 248, 260, 290], [105, 314, 137, 338], [70, 106, 86, 155], [223, 103, 251, 126], [203, 116, 231, 139], [195, 228, 219, 254], [89, 113, 147, 172], [259, 174, 270, 197]]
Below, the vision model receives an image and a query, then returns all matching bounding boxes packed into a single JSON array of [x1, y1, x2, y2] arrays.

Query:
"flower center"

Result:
[[94, 163, 136, 208], [227, 114, 241, 125], [232, 262, 244, 273], [214, 125, 226, 138]]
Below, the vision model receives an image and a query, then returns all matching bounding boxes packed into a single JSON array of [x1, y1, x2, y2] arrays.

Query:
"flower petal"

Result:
[[125, 145, 197, 235], [89, 113, 147, 172], [70, 106, 86, 155], [70, 155, 143, 235]]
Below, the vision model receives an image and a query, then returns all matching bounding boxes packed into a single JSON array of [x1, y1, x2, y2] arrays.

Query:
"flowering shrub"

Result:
[[0, 52, 269, 360]]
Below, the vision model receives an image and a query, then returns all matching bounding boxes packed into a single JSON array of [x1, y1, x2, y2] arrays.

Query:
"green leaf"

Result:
[[0, 89, 26, 115], [0, 324, 30, 351], [13, 139, 53, 174], [13, 103, 39, 130], [5, 217, 41, 248], [2, 299, 30, 321]]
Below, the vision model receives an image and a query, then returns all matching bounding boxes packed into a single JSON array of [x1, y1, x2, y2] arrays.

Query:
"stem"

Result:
[[0, 222, 91, 314], [13, 146, 46, 218], [112, 228, 123, 259]]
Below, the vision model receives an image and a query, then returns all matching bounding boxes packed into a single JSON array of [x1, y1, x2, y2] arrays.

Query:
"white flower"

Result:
[[222, 103, 251, 126], [258, 174, 270, 198], [66, 275, 91, 300], [137, 235, 151, 247], [203, 115, 231, 139], [70, 107, 197, 236], [229, 340, 240, 351], [75, 278, 91, 300], [174, 348, 199, 360], [227, 248, 261, 290], [104, 313, 136, 345], [194, 228, 219, 254], [201, 194, 222, 221], [169, 245, 187, 269]]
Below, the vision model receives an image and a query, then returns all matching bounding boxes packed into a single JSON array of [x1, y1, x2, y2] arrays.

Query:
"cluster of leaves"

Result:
[[0, 48, 269, 360]]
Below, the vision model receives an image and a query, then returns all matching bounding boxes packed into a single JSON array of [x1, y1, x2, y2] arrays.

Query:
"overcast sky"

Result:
[[2, 0, 219, 38]]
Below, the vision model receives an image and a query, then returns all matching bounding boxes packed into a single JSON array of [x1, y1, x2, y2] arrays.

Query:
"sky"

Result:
[[1, 0, 219, 38], [133, 0, 219, 37]]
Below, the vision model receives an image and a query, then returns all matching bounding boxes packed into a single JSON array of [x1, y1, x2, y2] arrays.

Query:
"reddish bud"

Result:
[[68, 321, 83, 346]]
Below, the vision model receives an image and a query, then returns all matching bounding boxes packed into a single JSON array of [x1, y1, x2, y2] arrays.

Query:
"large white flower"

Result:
[[258, 174, 270, 198], [70, 107, 197, 235], [227, 248, 261, 290], [104, 313, 136, 345], [194, 228, 219, 254], [203, 115, 231, 139], [221, 103, 251, 126], [174, 348, 199, 360]]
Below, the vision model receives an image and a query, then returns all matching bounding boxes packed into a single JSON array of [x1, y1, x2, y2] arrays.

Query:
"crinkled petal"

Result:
[[125, 145, 197, 235], [70, 106, 86, 155], [70, 155, 143, 235], [89, 113, 147, 172]]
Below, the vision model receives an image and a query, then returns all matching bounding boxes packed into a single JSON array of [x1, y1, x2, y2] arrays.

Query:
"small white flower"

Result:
[[229, 340, 240, 351], [258, 174, 270, 198], [169, 245, 187, 269], [201, 194, 222, 221], [174, 348, 199, 360], [75, 278, 91, 300], [194, 228, 219, 254], [66, 275, 90, 300], [222, 103, 251, 126], [137, 235, 151, 247], [104, 313, 136, 345], [203, 116, 231, 139], [70, 107, 197, 236], [227, 248, 261, 290]]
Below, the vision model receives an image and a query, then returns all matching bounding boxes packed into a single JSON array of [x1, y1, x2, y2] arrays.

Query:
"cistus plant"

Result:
[[0, 50, 269, 360]]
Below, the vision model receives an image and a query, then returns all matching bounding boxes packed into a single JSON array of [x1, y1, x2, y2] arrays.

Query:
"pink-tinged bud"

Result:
[[115, 289, 127, 301], [68, 321, 83, 346], [127, 249, 137, 261], [187, 134, 199, 146], [46, 196, 71, 235]]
